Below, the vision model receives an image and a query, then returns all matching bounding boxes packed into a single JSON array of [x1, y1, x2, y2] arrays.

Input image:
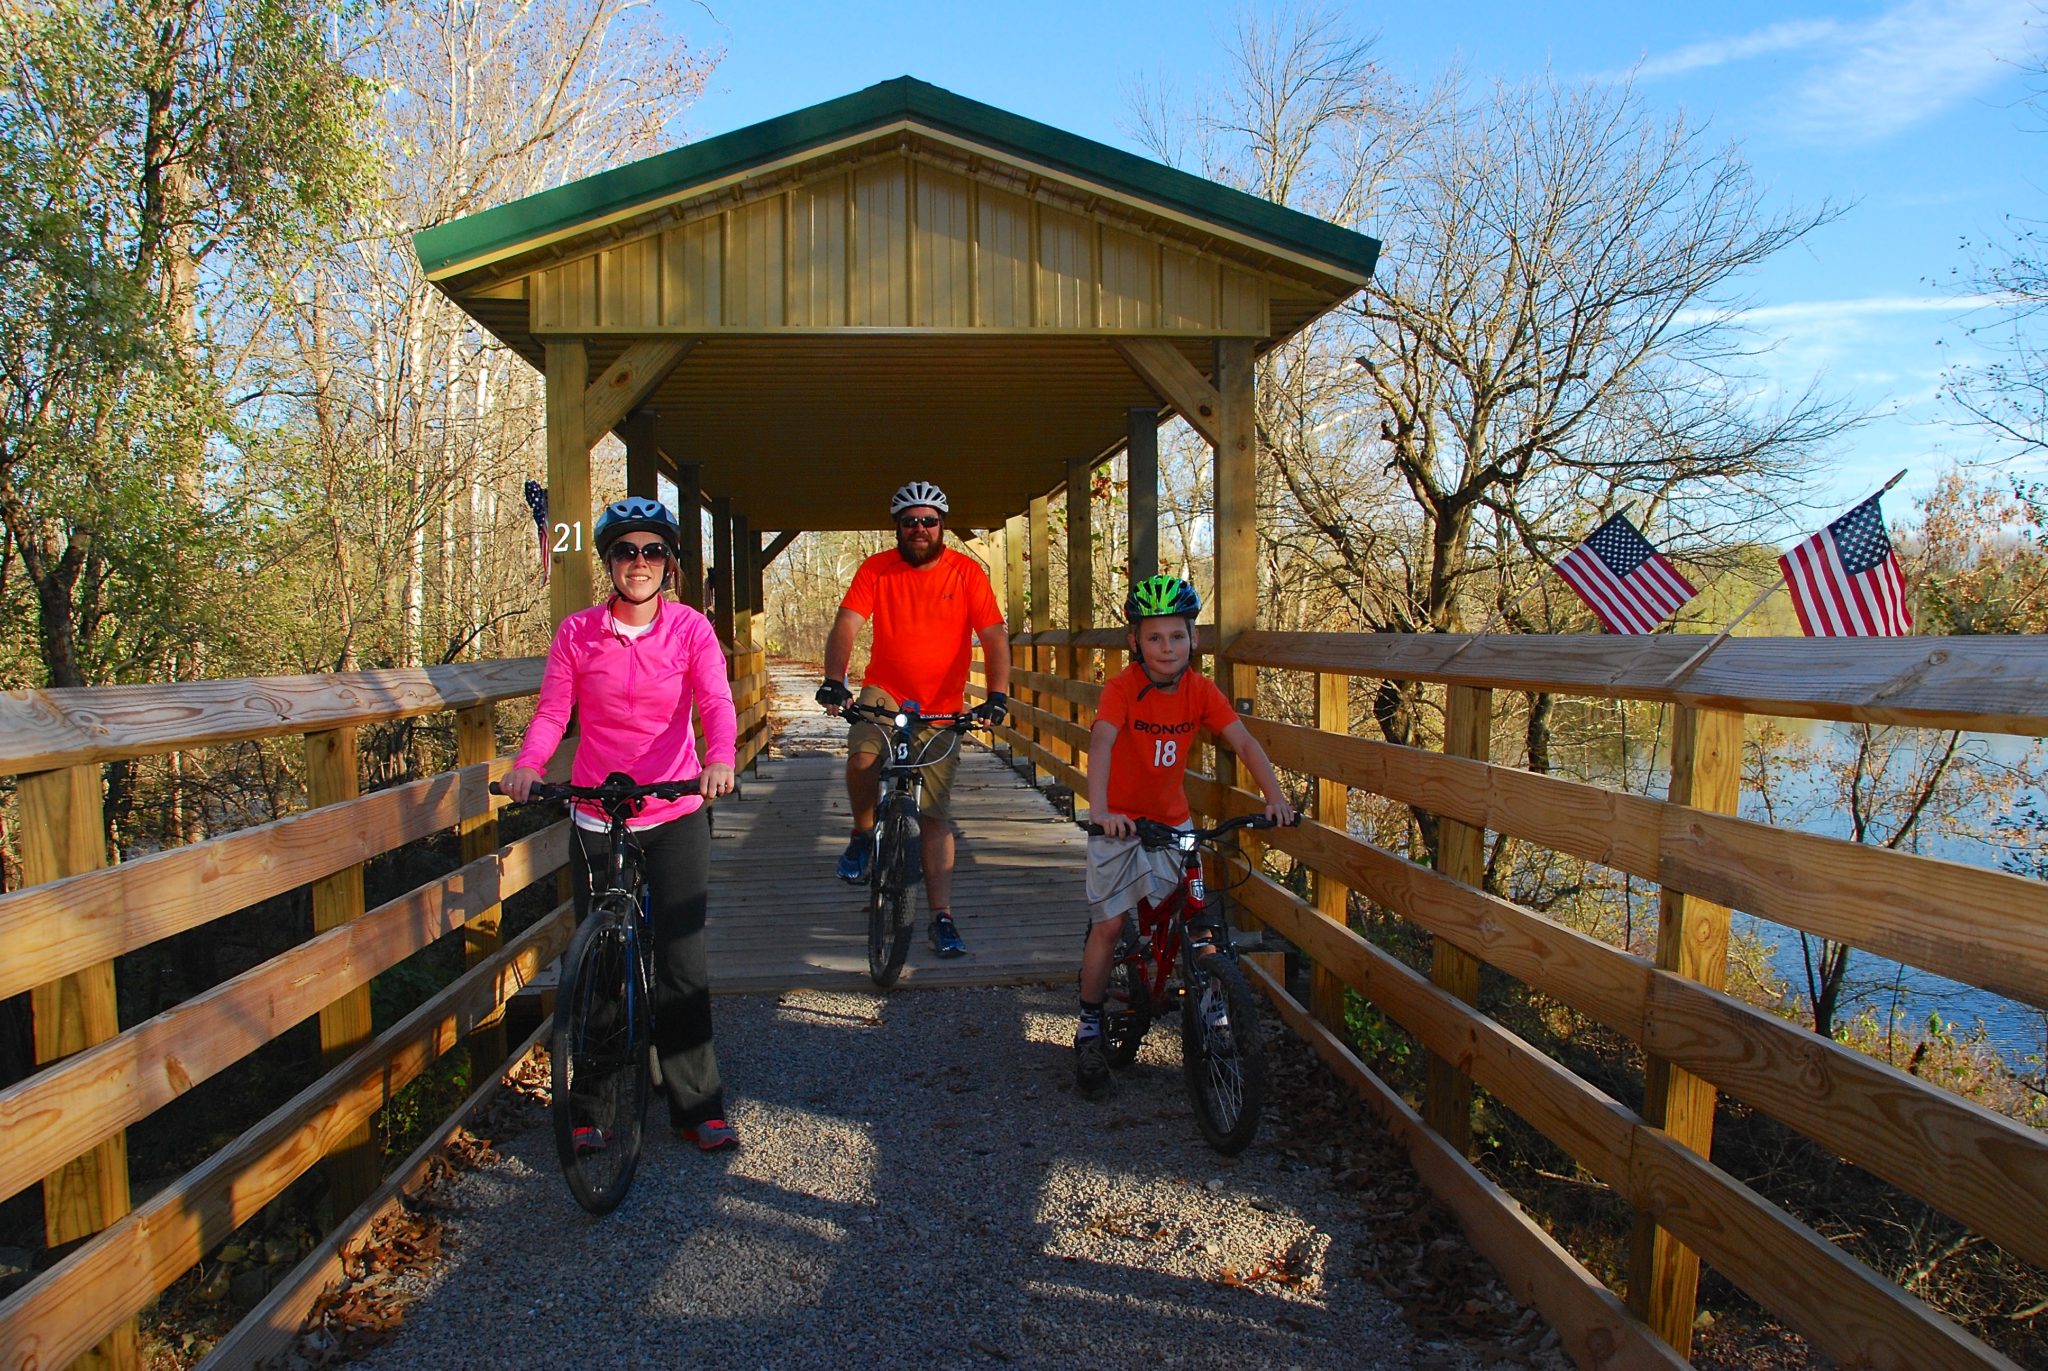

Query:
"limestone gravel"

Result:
[[350, 984, 1529, 1370]]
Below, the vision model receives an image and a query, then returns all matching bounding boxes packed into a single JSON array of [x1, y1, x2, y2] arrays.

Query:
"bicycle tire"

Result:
[[1180, 953, 1267, 1155], [552, 898, 650, 1213], [866, 797, 914, 987], [1104, 954, 1153, 1067]]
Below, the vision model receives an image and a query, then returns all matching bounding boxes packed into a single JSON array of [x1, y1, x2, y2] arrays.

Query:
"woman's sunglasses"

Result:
[[608, 541, 672, 563], [897, 516, 942, 530]]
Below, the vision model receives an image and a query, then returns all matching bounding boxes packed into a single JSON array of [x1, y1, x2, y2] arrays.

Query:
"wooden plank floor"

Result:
[[705, 666, 1089, 992]]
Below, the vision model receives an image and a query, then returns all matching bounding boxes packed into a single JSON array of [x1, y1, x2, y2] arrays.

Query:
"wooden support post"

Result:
[[622, 409, 659, 501], [304, 726, 379, 1217], [711, 496, 734, 650], [1065, 456, 1094, 766], [731, 511, 753, 659], [674, 464, 703, 610], [1210, 339, 1259, 915], [1004, 513, 1026, 637], [1628, 704, 1744, 1356], [1028, 494, 1051, 778], [1127, 406, 1159, 580], [457, 704, 506, 1071], [20, 765, 136, 1371], [545, 341, 593, 629], [1312, 672, 1352, 1034], [1426, 685, 1493, 1151]]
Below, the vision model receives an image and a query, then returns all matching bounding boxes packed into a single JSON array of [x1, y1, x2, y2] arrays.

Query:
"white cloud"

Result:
[[1675, 293, 2005, 327], [1631, 0, 2038, 143]]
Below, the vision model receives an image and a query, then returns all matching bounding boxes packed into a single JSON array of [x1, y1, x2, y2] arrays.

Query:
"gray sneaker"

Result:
[[1074, 1031, 1110, 1096]]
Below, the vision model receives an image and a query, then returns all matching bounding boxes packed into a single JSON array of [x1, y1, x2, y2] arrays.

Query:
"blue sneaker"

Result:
[[836, 830, 872, 883], [928, 912, 966, 958]]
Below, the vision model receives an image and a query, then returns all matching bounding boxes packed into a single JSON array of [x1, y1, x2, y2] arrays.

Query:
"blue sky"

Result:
[[667, 0, 2045, 521]]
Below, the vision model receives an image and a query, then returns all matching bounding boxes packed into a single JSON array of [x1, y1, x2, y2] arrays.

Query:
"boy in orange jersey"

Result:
[[1076, 575, 1295, 1095]]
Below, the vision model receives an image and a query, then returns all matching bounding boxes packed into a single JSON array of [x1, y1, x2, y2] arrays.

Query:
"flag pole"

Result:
[[1662, 469, 1909, 686]]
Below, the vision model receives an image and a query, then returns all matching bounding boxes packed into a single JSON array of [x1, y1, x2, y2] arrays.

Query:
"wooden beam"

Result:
[[580, 338, 694, 449], [1630, 704, 1744, 1355], [1004, 512, 1026, 637], [622, 409, 660, 501], [760, 529, 800, 566], [1028, 495, 1052, 772], [1065, 456, 1094, 767], [1209, 339, 1257, 900], [1114, 338, 1221, 448], [305, 727, 377, 1217], [19, 765, 135, 1371], [1127, 406, 1159, 579], [731, 511, 753, 659], [711, 496, 734, 649], [545, 340, 593, 627], [457, 705, 506, 1070], [1312, 672, 1351, 1034], [1426, 685, 1491, 1151]]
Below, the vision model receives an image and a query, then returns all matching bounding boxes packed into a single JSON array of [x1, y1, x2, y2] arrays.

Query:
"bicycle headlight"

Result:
[[1177, 832, 1199, 853], [894, 712, 910, 729]]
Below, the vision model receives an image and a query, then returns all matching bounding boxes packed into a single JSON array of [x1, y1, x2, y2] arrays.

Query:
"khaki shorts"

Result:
[[846, 685, 963, 820], [1085, 827, 1190, 922]]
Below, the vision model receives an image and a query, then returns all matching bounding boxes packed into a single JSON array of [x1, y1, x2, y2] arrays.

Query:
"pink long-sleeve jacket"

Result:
[[513, 598, 737, 829]]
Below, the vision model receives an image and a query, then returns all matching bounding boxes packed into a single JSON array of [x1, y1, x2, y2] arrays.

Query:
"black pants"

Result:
[[572, 807, 723, 1129]]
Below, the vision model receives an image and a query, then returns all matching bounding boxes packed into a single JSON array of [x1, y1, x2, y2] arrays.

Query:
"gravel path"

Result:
[[352, 983, 1532, 1370]]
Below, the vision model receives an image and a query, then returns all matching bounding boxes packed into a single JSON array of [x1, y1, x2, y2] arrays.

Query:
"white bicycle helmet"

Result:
[[889, 480, 949, 517]]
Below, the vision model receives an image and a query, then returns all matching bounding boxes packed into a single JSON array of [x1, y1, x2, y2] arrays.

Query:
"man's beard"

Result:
[[896, 531, 944, 566]]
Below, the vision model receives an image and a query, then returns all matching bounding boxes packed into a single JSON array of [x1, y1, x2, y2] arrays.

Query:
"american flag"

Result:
[[523, 480, 549, 586], [1554, 513, 1698, 634], [1778, 493, 1913, 636]]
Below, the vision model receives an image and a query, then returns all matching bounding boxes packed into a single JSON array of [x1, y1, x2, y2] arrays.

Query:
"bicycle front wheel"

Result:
[[866, 797, 914, 987], [1180, 953, 1267, 1155], [552, 898, 650, 1214]]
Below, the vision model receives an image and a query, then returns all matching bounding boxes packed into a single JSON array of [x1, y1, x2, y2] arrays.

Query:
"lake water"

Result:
[[1589, 714, 2046, 1066]]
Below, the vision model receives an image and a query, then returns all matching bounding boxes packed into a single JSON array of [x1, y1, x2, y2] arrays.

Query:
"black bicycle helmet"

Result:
[[593, 496, 680, 556], [1123, 574, 1201, 624]]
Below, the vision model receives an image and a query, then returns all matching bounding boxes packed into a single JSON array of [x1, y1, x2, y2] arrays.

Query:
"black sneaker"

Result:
[[1074, 1032, 1110, 1096], [928, 912, 966, 958]]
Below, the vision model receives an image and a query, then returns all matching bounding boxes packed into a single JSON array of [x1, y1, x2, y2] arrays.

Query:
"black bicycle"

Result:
[[839, 700, 983, 987], [1079, 812, 1297, 1154], [491, 772, 699, 1214]]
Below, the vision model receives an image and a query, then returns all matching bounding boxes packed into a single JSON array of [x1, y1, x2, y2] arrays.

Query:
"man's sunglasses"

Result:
[[897, 516, 942, 530], [608, 541, 672, 563]]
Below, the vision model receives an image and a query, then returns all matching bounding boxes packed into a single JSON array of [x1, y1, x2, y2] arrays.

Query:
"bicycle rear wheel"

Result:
[[866, 797, 914, 987], [1104, 928, 1154, 1066], [552, 898, 650, 1213], [1180, 953, 1267, 1155]]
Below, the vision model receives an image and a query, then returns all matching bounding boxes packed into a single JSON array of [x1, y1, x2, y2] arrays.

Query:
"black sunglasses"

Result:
[[897, 516, 942, 530], [608, 541, 672, 563]]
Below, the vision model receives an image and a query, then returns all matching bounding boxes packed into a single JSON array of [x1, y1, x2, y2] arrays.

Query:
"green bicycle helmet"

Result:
[[1123, 574, 1200, 624]]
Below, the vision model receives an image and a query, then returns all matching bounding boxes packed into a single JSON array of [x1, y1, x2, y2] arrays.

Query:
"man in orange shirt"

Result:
[[817, 481, 1013, 958]]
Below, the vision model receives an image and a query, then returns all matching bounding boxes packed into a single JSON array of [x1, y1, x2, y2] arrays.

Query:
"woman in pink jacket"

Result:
[[501, 496, 742, 1151]]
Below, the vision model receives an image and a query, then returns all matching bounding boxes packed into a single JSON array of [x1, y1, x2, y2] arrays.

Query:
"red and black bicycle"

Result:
[[1078, 811, 1298, 1154]]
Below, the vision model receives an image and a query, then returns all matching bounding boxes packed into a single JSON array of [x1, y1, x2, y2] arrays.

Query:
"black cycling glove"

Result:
[[816, 678, 852, 709], [972, 691, 1009, 725]]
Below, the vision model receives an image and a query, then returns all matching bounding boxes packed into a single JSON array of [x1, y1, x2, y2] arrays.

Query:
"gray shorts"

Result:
[[1085, 828, 1190, 922]]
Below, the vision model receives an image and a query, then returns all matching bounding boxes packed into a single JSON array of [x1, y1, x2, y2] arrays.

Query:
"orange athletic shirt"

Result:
[[1095, 663, 1239, 826], [841, 546, 1003, 715]]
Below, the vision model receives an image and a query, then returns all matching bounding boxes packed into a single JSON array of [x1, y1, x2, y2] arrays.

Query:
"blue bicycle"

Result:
[[493, 772, 698, 1214]]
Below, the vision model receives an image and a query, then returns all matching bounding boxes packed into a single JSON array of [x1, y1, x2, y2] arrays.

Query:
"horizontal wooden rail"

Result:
[[1241, 716, 2048, 1013], [0, 823, 568, 1206], [1224, 631, 2048, 734], [1242, 959, 1690, 1370], [1233, 867, 2019, 1370], [0, 758, 520, 1004], [1009, 666, 1105, 712], [0, 658, 545, 774], [1197, 776, 2048, 1277], [1013, 625, 1220, 653], [0, 902, 572, 1370]]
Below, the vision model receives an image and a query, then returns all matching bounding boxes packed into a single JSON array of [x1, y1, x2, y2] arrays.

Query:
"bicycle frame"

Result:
[[842, 699, 976, 813]]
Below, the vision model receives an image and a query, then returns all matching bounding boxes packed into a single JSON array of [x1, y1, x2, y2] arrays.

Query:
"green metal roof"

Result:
[[412, 76, 1380, 281]]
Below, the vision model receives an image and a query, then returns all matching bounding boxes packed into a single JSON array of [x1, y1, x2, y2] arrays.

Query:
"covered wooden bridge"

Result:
[[2, 77, 2046, 1371]]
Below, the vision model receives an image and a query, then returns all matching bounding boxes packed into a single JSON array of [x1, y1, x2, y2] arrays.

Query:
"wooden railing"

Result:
[[974, 630, 2048, 1371], [0, 638, 767, 1368]]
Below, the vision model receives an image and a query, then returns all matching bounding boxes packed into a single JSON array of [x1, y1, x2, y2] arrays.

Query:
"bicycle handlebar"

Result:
[[1077, 811, 1301, 847], [840, 700, 985, 732], [489, 775, 703, 805]]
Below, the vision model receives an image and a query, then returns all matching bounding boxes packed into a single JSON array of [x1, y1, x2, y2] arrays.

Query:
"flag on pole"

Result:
[[1777, 493, 1913, 636], [1554, 513, 1699, 634], [523, 480, 550, 586]]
